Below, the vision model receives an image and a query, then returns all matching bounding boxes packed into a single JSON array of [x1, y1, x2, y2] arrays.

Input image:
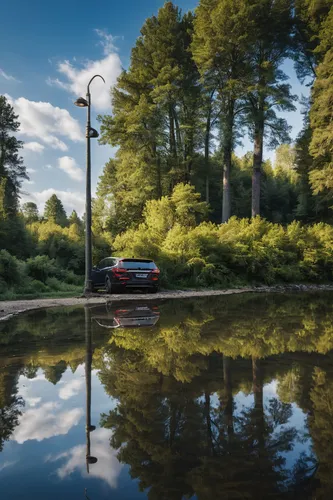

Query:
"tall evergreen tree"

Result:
[[309, 6, 333, 198], [0, 95, 27, 218], [99, 2, 202, 231], [244, 0, 296, 217], [293, 0, 333, 82], [68, 210, 82, 226], [192, 0, 251, 222], [22, 202, 39, 223], [44, 194, 68, 227]]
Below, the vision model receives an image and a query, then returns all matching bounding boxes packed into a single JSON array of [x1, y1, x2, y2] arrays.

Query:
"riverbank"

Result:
[[1, 284, 333, 321]]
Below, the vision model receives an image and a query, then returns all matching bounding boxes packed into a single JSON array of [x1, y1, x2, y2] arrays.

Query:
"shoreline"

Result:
[[1, 284, 333, 321]]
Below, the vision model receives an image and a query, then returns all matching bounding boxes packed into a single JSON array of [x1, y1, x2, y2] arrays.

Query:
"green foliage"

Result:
[[21, 202, 39, 223], [44, 194, 68, 227], [114, 185, 333, 288], [309, 7, 333, 198], [0, 95, 27, 218], [0, 250, 21, 287]]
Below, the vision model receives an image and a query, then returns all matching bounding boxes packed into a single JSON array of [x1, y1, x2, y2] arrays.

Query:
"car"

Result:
[[90, 303, 160, 329], [91, 257, 160, 294]]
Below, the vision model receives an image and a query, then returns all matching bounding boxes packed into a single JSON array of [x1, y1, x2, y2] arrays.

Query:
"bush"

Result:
[[26, 255, 59, 283], [114, 208, 333, 288], [0, 250, 21, 286]]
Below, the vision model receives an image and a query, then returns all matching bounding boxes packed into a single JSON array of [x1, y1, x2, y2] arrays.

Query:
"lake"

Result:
[[1, 292, 333, 499]]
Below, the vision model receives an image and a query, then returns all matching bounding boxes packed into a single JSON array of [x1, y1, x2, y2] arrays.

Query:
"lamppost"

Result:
[[84, 306, 98, 473], [75, 75, 105, 294]]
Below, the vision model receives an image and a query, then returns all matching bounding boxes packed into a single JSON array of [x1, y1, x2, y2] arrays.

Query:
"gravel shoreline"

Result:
[[1, 284, 333, 321]]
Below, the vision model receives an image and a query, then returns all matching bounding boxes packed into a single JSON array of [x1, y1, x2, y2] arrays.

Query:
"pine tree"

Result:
[[309, 7, 333, 198], [244, 0, 296, 217], [68, 210, 82, 226], [99, 3, 203, 230], [44, 194, 68, 227], [0, 95, 27, 217], [192, 0, 251, 222], [293, 0, 333, 82], [22, 202, 39, 223]]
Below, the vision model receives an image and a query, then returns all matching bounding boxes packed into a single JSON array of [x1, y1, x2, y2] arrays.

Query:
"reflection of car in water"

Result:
[[90, 303, 160, 329]]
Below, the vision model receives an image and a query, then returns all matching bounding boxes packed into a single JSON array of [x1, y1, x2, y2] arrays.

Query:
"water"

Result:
[[1, 293, 333, 499]]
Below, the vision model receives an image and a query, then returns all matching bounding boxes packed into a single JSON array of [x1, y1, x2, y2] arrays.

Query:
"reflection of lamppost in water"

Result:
[[85, 306, 98, 473]]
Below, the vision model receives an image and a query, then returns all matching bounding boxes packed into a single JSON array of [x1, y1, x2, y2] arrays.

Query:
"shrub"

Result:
[[0, 250, 21, 286], [26, 255, 59, 283]]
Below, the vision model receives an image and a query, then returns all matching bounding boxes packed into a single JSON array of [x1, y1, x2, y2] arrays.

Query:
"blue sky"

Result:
[[0, 0, 308, 216]]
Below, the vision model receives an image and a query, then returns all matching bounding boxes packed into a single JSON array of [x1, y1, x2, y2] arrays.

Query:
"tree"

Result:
[[0, 95, 27, 218], [192, 0, 251, 222], [309, 7, 333, 199], [244, 0, 296, 217], [68, 210, 82, 226], [99, 3, 203, 230], [293, 0, 333, 83], [44, 194, 68, 227], [22, 202, 39, 223]]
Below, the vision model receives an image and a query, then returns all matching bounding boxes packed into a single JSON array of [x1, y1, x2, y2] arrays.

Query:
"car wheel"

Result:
[[105, 277, 112, 294], [151, 287, 159, 294]]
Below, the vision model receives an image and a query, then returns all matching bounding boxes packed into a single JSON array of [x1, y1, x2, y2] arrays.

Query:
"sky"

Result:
[[0, 0, 309, 217]]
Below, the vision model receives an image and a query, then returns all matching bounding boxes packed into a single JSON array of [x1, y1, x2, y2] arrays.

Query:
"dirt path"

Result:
[[1, 284, 333, 321]]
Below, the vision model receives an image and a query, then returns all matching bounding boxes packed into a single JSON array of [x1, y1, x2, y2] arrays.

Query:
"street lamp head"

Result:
[[74, 97, 88, 107], [87, 127, 99, 139]]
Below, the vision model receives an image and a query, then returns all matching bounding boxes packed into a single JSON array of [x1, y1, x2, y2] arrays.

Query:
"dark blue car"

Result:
[[91, 257, 160, 294]]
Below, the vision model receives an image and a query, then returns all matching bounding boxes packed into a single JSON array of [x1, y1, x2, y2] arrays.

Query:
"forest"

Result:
[[0, 0, 333, 296]]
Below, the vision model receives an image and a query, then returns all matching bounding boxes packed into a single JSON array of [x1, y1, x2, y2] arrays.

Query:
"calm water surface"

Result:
[[1, 293, 333, 499]]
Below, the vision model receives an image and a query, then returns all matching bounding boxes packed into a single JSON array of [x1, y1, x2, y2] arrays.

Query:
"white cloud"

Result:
[[58, 156, 84, 182], [27, 168, 37, 174], [59, 378, 84, 400], [5, 95, 83, 151], [0, 461, 18, 473], [12, 402, 83, 444], [24, 180, 35, 185], [21, 188, 85, 216], [47, 30, 122, 111], [25, 396, 42, 407], [44, 164, 53, 170], [46, 428, 122, 488], [95, 29, 120, 55], [24, 142, 45, 153], [0, 68, 20, 82]]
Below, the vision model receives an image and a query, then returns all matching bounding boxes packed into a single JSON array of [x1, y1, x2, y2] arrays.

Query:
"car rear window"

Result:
[[120, 260, 156, 270]]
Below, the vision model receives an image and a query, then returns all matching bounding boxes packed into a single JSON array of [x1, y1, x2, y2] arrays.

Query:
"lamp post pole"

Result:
[[85, 84, 93, 294], [75, 75, 105, 295]]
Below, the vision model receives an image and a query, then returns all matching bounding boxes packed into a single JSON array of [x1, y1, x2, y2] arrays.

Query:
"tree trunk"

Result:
[[173, 107, 182, 156], [157, 156, 162, 199], [252, 111, 264, 218], [204, 111, 211, 204], [223, 355, 234, 440], [222, 100, 234, 223], [169, 104, 177, 159], [222, 145, 231, 223], [153, 143, 162, 199], [252, 356, 265, 456], [204, 391, 214, 456]]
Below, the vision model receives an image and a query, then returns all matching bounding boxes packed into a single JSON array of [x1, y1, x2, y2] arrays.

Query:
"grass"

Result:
[[0, 286, 83, 301]]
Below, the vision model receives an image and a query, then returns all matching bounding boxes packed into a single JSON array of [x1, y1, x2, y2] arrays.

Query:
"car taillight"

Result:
[[151, 269, 160, 280], [112, 268, 129, 280]]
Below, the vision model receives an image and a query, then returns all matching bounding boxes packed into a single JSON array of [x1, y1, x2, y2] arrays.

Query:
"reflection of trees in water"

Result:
[[0, 364, 24, 452], [2, 293, 333, 496], [100, 350, 303, 499]]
